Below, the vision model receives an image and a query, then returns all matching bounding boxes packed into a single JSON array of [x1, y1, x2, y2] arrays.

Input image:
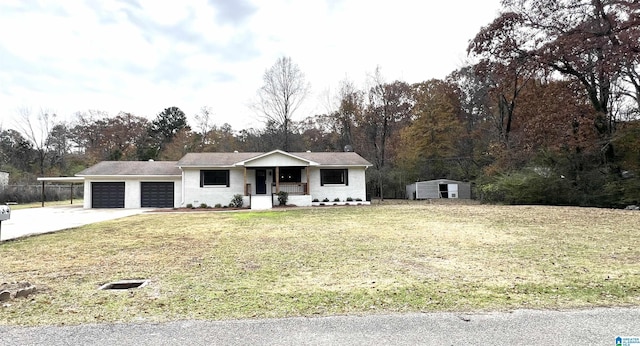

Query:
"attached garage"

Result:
[[140, 182, 174, 208], [91, 182, 125, 208], [77, 161, 182, 209]]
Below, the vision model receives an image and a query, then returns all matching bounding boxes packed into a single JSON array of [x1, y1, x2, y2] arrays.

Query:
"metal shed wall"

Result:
[[407, 180, 472, 199]]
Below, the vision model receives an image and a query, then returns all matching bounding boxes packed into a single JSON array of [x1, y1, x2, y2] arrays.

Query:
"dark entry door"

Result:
[[256, 169, 267, 194]]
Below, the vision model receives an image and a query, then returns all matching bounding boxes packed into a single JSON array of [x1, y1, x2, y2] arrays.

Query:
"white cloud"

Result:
[[0, 0, 501, 132]]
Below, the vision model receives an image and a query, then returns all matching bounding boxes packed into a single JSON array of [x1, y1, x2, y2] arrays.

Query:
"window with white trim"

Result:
[[200, 170, 230, 187], [320, 169, 348, 186]]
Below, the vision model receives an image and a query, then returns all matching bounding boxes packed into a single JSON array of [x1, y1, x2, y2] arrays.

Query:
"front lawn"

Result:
[[1, 204, 639, 325]]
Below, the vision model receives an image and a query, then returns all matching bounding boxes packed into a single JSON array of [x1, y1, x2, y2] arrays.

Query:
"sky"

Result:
[[0, 0, 502, 133]]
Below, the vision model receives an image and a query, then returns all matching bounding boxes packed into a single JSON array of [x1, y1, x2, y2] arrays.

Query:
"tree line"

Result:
[[1, 0, 639, 207]]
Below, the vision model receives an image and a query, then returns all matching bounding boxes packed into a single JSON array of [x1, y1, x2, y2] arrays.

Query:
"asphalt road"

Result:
[[1, 307, 638, 345]]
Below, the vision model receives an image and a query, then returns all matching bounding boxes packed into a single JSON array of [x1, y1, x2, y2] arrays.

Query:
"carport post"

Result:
[[41, 180, 45, 207], [70, 183, 74, 204]]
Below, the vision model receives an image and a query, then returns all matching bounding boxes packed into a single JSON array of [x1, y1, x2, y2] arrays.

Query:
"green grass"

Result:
[[1, 204, 639, 325]]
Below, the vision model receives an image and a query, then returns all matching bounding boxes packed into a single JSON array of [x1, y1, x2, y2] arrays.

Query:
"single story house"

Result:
[[406, 179, 472, 199], [76, 150, 372, 209]]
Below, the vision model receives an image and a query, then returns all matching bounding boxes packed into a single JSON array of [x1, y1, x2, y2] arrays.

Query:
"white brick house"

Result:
[[76, 150, 371, 209]]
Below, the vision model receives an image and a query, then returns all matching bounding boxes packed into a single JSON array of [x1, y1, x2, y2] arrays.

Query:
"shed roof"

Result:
[[76, 161, 181, 176]]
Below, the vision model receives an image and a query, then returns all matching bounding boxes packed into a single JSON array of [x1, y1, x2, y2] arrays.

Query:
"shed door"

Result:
[[438, 184, 448, 198], [92, 182, 125, 208], [141, 182, 174, 208], [448, 184, 459, 199]]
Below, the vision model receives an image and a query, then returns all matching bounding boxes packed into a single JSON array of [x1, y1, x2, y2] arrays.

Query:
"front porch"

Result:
[[243, 166, 313, 210]]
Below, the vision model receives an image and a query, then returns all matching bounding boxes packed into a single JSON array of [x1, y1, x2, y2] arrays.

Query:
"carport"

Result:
[[36, 177, 85, 207]]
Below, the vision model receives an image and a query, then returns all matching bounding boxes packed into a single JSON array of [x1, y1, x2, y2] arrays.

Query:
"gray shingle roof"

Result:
[[177, 151, 372, 167], [293, 152, 372, 166], [76, 161, 181, 176], [177, 152, 262, 166], [77, 151, 371, 177]]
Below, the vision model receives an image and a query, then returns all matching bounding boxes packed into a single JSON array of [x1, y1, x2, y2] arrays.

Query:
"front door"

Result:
[[256, 169, 267, 195]]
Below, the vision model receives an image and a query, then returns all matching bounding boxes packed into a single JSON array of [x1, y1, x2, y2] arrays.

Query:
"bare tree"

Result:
[[253, 56, 310, 151], [194, 106, 216, 149], [15, 107, 56, 175]]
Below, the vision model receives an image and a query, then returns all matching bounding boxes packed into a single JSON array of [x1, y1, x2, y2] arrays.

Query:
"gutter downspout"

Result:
[[179, 167, 185, 207]]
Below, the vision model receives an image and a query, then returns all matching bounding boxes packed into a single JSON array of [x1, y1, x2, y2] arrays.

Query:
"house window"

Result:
[[279, 168, 301, 182], [200, 170, 229, 187], [320, 169, 348, 186]]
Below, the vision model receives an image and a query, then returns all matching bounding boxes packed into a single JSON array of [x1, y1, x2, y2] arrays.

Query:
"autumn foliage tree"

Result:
[[399, 80, 464, 179], [469, 0, 640, 139]]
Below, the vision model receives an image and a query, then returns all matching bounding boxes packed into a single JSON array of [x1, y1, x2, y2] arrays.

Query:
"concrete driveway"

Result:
[[0, 205, 146, 241]]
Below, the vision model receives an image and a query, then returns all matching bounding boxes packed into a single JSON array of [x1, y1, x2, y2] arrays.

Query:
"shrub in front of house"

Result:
[[214, 203, 222, 208], [199, 203, 208, 208], [229, 194, 244, 208], [334, 197, 340, 202], [346, 197, 353, 202], [312, 198, 319, 202], [277, 191, 289, 206], [186, 203, 194, 209], [323, 198, 330, 202]]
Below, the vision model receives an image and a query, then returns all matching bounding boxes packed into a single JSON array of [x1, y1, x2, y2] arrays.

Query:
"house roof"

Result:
[[177, 151, 372, 167], [177, 152, 262, 167], [76, 161, 182, 176], [74, 151, 371, 177], [294, 152, 372, 166]]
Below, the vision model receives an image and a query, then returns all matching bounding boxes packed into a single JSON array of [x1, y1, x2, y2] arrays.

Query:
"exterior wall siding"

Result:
[[182, 168, 245, 207], [244, 154, 308, 167], [308, 167, 367, 202]]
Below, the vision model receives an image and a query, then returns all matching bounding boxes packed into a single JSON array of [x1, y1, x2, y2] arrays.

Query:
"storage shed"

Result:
[[406, 179, 471, 199]]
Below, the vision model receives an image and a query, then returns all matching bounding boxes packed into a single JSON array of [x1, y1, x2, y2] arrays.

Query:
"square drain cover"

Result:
[[99, 279, 149, 290]]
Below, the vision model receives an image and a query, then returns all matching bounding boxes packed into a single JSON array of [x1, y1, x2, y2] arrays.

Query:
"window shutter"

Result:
[[226, 170, 230, 187], [200, 171, 204, 187], [344, 169, 349, 186], [320, 170, 325, 186]]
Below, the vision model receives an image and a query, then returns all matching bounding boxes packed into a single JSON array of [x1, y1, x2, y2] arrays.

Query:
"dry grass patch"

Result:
[[1, 204, 639, 325]]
